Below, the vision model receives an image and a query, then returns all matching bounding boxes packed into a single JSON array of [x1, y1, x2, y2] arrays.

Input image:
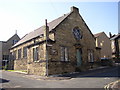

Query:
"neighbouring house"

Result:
[[94, 32, 112, 59], [10, 6, 100, 76], [110, 33, 120, 59], [0, 34, 20, 69]]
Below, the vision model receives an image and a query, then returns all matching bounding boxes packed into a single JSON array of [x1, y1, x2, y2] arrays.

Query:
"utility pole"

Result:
[[45, 19, 49, 77]]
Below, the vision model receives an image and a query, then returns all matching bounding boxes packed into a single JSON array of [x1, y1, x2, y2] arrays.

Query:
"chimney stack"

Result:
[[71, 6, 79, 12], [109, 32, 112, 38], [15, 30, 17, 34]]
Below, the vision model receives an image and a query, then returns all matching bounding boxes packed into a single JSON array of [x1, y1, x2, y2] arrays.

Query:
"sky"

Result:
[[0, 0, 118, 41], [118, 1, 120, 33]]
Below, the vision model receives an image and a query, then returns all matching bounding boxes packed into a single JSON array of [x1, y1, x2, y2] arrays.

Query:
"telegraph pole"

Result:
[[45, 19, 49, 77]]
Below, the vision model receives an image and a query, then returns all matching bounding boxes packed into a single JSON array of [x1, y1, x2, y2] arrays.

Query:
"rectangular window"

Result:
[[111, 40, 115, 53], [18, 49, 21, 59], [12, 39, 18, 45], [9, 52, 12, 60], [23, 47, 27, 58], [2, 55, 9, 60], [61, 46, 69, 61], [13, 50, 17, 60], [33, 47, 39, 61], [65, 47, 68, 61], [88, 50, 94, 62]]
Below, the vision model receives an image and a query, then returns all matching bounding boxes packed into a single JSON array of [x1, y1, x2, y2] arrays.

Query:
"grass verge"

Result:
[[6, 70, 27, 72]]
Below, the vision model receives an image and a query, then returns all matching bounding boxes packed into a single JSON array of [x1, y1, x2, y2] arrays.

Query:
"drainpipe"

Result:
[[45, 19, 49, 77]]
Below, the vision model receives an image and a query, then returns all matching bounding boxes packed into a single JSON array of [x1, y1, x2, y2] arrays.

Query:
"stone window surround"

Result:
[[2, 55, 9, 60], [14, 47, 27, 60], [72, 27, 83, 41], [33, 46, 39, 62], [18, 48, 22, 59], [12, 50, 17, 60], [23, 46, 27, 59], [60, 46, 69, 62], [87, 49, 94, 62], [111, 40, 116, 53], [12, 39, 18, 45]]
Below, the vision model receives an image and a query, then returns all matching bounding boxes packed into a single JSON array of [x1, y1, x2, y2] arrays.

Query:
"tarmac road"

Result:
[[1, 66, 119, 88]]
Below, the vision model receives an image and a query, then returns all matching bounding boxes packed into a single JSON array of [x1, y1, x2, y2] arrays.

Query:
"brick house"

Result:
[[10, 6, 100, 76], [94, 32, 112, 59], [0, 34, 20, 69]]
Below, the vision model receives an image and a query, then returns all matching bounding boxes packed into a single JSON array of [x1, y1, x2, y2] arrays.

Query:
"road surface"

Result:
[[1, 66, 119, 88]]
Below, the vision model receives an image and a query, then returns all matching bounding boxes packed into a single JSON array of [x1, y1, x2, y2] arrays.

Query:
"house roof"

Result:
[[12, 13, 70, 48], [0, 34, 20, 43], [7, 34, 20, 42], [110, 34, 120, 40], [94, 32, 110, 40], [94, 32, 104, 38]]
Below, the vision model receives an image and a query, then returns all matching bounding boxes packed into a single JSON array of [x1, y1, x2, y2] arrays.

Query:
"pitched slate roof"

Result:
[[12, 13, 70, 48], [110, 34, 120, 40], [94, 32, 110, 39], [7, 34, 20, 42], [94, 32, 104, 38]]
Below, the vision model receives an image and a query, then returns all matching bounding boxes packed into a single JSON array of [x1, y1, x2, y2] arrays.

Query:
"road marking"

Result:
[[111, 80, 120, 88], [104, 79, 120, 89]]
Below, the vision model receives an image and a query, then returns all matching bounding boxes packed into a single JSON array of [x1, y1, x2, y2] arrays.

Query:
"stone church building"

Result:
[[10, 6, 100, 76]]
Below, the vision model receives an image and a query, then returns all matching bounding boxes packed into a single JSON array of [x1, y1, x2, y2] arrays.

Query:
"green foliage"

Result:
[[6, 70, 27, 72]]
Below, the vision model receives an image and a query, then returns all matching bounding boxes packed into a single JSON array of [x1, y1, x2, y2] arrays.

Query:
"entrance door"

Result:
[[76, 48, 82, 67]]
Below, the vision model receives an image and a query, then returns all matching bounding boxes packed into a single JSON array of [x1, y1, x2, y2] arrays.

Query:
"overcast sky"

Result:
[[0, 0, 119, 41]]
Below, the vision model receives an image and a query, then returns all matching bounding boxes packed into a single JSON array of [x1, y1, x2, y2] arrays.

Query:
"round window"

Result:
[[73, 27, 82, 40]]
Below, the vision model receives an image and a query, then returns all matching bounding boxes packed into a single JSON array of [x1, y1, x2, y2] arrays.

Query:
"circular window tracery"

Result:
[[72, 27, 83, 40]]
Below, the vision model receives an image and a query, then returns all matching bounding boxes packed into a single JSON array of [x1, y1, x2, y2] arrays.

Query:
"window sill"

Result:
[[17, 58, 21, 60], [34, 60, 46, 63], [34, 60, 40, 63], [23, 57, 27, 59]]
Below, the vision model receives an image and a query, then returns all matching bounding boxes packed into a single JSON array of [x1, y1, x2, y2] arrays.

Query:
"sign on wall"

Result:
[[49, 48, 58, 55]]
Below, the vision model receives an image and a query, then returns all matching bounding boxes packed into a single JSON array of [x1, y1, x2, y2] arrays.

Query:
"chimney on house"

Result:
[[15, 30, 17, 35], [109, 32, 112, 38], [71, 6, 79, 12]]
